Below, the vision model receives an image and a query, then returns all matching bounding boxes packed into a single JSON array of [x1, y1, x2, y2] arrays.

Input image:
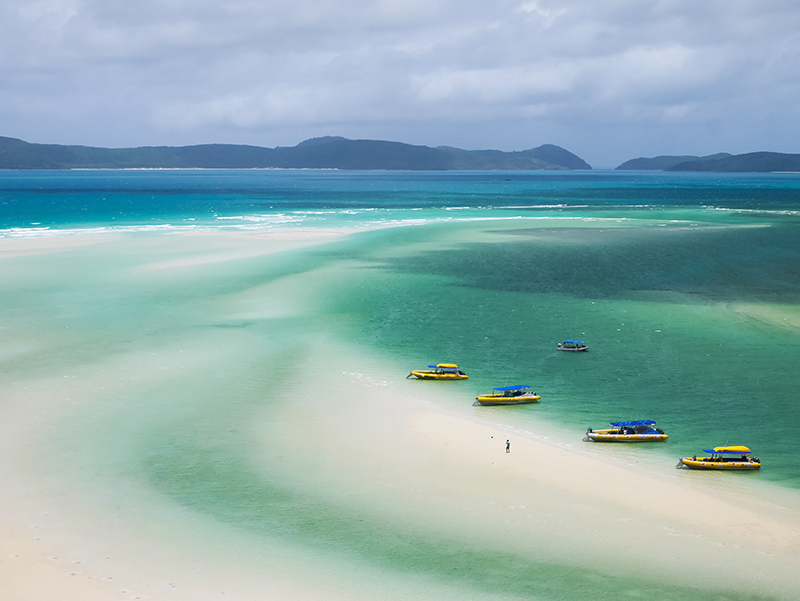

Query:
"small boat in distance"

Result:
[[584, 420, 667, 442], [558, 340, 588, 352], [407, 363, 468, 380], [473, 385, 540, 406], [677, 446, 761, 470]]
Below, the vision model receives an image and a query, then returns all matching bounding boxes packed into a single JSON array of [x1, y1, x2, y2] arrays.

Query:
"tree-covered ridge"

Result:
[[0, 136, 591, 170], [617, 151, 800, 172]]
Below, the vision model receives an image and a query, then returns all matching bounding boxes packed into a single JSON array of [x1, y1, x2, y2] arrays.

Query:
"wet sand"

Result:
[[259, 342, 800, 599], [1, 230, 799, 600]]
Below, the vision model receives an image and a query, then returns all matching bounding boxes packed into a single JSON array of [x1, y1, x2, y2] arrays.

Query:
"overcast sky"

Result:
[[2, 0, 799, 166]]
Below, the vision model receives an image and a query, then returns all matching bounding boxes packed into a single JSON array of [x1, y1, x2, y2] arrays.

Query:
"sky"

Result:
[[2, 0, 799, 167]]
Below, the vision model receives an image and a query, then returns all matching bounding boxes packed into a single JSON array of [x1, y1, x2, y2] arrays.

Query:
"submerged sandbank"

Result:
[[5, 337, 799, 601], [258, 341, 800, 600], [1, 228, 799, 601]]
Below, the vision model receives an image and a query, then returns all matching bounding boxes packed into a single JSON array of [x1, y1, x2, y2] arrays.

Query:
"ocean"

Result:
[[1, 168, 799, 600]]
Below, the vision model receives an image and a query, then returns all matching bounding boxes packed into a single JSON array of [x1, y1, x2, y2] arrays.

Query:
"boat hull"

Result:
[[408, 371, 468, 380], [678, 458, 761, 470], [558, 346, 588, 352], [584, 431, 667, 442], [473, 394, 540, 406]]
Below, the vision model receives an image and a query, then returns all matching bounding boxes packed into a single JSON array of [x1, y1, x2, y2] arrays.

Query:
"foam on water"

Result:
[[1, 169, 799, 600]]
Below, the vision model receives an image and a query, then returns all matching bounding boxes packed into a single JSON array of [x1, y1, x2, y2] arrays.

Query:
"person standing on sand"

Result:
[[506, 439, 510, 453]]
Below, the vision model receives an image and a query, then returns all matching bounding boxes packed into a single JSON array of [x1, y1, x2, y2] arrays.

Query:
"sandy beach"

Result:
[[259, 342, 800, 599], [1, 229, 799, 601]]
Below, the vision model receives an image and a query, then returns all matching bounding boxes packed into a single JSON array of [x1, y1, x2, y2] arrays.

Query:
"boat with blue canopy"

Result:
[[584, 420, 667, 442], [677, 446, 761, 470], [407, 363, 468, 380], [558, 340, 588, 351], [473, 385, 540, 406]]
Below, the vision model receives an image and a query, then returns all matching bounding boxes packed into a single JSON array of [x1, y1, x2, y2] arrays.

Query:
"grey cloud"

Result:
[[2, 0, 800, 166]]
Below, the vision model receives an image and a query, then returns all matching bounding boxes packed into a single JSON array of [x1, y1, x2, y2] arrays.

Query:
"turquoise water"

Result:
[[3, 168, 800, 232], [326, 218, 800, 480], [1, 169, 799, 600], [1, 168, 798, 481]]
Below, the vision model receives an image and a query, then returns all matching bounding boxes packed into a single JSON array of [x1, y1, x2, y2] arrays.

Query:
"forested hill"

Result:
[[617, 151, 800, 172], [0, 136, 591, 170], [666, 152, 800, 172], [616, 153, 732, 170]]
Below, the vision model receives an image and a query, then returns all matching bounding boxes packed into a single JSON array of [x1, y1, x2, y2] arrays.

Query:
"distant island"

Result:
[[0, 135, 591, 171], [617, 151, 800, 172]]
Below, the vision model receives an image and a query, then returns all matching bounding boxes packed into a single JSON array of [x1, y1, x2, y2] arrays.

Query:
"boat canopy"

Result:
[[562, 340, 584, 344], [704, 446, 752, 454], [610, 420, 656, 427], [434, 363, 458, 369], [493, 385, 530, 391]]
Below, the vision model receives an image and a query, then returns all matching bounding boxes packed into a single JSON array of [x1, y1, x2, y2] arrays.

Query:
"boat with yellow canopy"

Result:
[[407, 363, 468, 380], [677, 446, 761, 470], [584, 420, 667, 442], [473, 385, 540, 406]]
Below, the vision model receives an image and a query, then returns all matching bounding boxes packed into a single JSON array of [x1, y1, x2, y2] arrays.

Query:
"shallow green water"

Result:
[[316, 215, 800, 487], [1, 171, 799, 600]]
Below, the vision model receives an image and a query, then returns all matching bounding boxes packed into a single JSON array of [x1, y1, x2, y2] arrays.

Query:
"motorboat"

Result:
[[584, 420, 667, 442], [677, 446, 761, 470], [473, 385, 540, 406], [558, 340, 588, 351], [407, 363, 468, 380]]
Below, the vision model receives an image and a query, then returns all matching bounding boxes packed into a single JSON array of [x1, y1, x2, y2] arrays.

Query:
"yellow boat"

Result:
[[407, 363, 468, 380], [677, 446, 761, 470], [473, 385, 540, 406], [584, 420, 667, 442]]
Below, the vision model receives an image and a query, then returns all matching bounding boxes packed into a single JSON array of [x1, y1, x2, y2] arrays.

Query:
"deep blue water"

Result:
[[2, 169, 800, 232]]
